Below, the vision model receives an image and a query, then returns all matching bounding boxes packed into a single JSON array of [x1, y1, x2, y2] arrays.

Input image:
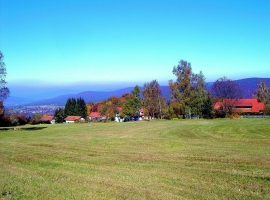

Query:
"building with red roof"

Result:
[[89, 112, 106, 121], [65, 116, 84, 123], [214, 99, 264, 113], [40, 115, 55, 124]]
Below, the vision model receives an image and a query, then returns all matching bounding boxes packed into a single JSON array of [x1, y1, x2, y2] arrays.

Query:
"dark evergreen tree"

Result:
[[54, 108, 65, 123], [132, 85, 141, 98], [64, 97, 87, 119], [202, 93, 213, 118], [76, 97, 87, 119], [64, 98, 76, 117]]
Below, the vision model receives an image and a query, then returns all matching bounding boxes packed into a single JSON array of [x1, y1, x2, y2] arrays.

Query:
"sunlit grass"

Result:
[[1, 119, 270, 199]]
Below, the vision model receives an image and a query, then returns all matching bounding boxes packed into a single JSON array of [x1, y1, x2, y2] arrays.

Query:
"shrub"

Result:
[[263, 104, 270, 115]]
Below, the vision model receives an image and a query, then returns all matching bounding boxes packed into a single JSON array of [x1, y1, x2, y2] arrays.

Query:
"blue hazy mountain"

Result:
[[4, 78, 270, 107]]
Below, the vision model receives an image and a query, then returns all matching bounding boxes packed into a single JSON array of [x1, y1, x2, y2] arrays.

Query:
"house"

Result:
[[40, 115, 55, 124], [139, 108, 144, 120], [64, 116, 84, 123], [214, 99, 264, 113], [89, 112, 106, 121], [115, 107, 145, 122], [115, 107, 122, 122]]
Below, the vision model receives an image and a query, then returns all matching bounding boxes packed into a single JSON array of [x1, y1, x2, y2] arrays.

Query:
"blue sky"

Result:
[[1, 0, 270, 93]]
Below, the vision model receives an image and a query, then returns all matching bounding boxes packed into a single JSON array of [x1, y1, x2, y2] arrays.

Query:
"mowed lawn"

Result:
[[0, 119, 270, 199]]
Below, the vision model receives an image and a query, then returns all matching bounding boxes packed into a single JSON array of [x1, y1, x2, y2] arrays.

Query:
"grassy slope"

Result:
[[0, 119, 270, 199]]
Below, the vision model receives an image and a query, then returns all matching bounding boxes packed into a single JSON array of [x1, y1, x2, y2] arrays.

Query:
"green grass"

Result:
[[0, 119, 270, 199]]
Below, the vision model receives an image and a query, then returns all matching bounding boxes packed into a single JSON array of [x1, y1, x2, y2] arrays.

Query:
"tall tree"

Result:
[[211, 77, 244, 115], [0, 51, 10, 101], [253, 79, 270, 104], [132, 85, 140, 98], [201, 92, 213, 118], [142, 80, 166, 119], [169, 60, 194, 106], [191, 71, 208, 118], [121, 94, 141, 117], [54, 108, 65, 123], [64, 97, 87, 118], [169, 60, 209, 118], [64, 98, 75, 117], [76, 97, 87, 119]]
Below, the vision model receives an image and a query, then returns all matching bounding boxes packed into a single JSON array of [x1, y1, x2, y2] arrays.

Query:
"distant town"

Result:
[[6, 105, 63, 117]]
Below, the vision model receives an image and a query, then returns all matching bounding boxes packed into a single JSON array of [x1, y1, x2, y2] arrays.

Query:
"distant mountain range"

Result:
[[4, 78, 270, 108]]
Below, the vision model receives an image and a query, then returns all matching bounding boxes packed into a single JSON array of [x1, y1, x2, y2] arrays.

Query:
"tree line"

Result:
[[1, 49, 270, 126]]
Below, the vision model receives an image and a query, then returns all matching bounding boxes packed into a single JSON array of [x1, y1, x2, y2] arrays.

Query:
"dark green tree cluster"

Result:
[[121, 85, 141, 117], [54, 108, 65, 123], [169, 60, 211, 118], [64, 97, 87, 119]]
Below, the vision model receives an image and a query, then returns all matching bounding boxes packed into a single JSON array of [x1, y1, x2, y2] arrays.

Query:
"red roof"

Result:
[[89, 112, 103, 117], [64, 116, 81, 121], [139, 108, 144, 116], [214, 99, 264, 113], [40, 115, 54, 121], [117, 107, 122, 112]]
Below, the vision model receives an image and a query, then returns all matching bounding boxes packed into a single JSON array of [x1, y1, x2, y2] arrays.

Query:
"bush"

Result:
[[212, 109, 226, 118], [0, 116, 12, 127], [228, 113, 241, 119], [263, 104, 270, 115]]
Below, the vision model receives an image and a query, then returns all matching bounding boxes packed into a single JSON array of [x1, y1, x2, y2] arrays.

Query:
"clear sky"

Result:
[[1, 0, 270, 92]]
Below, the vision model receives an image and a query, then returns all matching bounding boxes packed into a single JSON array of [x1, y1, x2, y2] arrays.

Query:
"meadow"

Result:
[[0, 119, 270, 199]]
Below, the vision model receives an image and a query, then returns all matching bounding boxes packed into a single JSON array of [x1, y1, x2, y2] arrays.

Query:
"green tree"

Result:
[[132, 85, 140, 98], [121, 94, 141, 117], [169, 60, 209, 118], [54, 108, 65, 123], [191, 71, 209, 118], [253, 79, 270, 104], [0, 51, 10, 101], [64, 98, 76, 117], [64, 97, 87, 119], [142, 80, 166, 119], [99, 100, 115, 121], [169, 60, 195, 118], [76, 97, 87, 119], [30, 114, 42, 125], [202, 92, 213, 118]]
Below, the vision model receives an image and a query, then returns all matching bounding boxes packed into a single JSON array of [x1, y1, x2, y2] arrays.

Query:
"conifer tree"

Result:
[[76, 97, 87, 119], [64, 97, 87, 119], [54, 108, 65, 123]]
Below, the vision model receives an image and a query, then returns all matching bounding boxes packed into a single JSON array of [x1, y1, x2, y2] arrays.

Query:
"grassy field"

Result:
[[0, 119, 270, 199]]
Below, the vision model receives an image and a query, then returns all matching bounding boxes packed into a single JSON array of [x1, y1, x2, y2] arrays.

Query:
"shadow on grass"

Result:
[[0, 127, 47, 131]]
